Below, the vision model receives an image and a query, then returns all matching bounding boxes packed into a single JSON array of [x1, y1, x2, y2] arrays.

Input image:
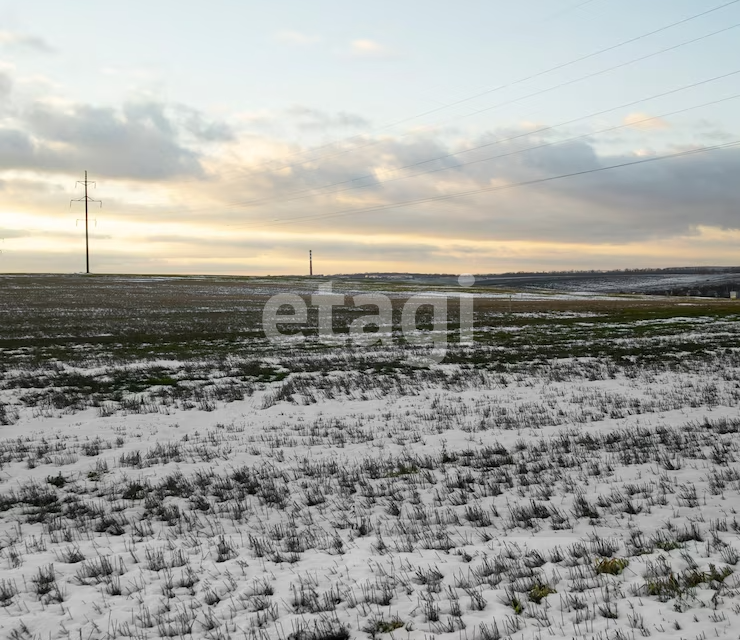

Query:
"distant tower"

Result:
[[310, 250, 313, 277]]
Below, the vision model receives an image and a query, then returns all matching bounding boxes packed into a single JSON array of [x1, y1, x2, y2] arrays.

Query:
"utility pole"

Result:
[[70, 171, 102, 274], [309, 250, 313, 277]]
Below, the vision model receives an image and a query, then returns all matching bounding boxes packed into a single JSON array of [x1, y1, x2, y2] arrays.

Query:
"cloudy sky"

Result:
[[1, 0, 739, 275]]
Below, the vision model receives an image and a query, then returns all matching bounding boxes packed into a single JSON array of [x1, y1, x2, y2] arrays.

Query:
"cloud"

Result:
[[171, 125, 740, 247], [285, 106, 370, 131], [275, 30, 321, 46], [228, 106, 371, 138], [100, 67, 159, 80], [623, 112, 670, 131], [15, 101, 202, 179], [0, 100, 236, 180], [2, 98, 739, 273], [0, 31, 54, 53], [0, 227, 30, 239], [349, 39, 394, 58], [0, 70, 11, 101], [174, 105, 236, 142]]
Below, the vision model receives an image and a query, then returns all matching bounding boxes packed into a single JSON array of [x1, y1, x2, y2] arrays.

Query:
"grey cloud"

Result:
[[380, 135, 464, 172], [194, 126, 740, 245], [543, 143, 740, 239], [0, 227, 30, 239], [517, 139, 601, 175], [123, 102, 235, 143], [0, 128, 34, 161], [182, 111, 235, 142], [695, 130, 734, 142], [122, 103, 176, 138], [0, 71, 11, 101], [5, 106, 738, 252], [366, 132, 740, 244], [1, 100, 214, 179]]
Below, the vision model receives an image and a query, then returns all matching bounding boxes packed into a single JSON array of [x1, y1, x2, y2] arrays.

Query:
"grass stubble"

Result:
[[0, 275, 739, 639]]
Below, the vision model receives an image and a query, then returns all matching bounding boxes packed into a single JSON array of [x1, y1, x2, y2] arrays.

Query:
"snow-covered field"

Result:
[[2, 275, 740, 640]]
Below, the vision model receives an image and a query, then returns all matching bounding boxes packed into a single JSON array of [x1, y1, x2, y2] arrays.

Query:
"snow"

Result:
[[2, 354, 740, 640], [1, 273, 739, 639]]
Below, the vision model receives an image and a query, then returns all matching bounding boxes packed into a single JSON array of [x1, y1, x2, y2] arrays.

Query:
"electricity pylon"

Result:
[[70, 171, 102, 274]]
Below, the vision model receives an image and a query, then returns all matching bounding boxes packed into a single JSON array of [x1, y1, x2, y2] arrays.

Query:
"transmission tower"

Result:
[[70, 171, 102, 274]]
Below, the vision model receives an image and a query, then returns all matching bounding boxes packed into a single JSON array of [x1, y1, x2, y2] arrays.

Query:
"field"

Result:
[[1, 274, 740, 640]]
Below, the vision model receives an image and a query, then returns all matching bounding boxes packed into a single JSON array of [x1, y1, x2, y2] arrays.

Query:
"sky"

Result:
[[0, 0, 739, 275]]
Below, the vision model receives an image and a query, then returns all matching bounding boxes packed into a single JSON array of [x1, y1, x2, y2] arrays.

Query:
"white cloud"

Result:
[[275, 30, 321, 46], [623, 112, 670, 131], [349, 39, 394, 58], [0, 30, 54, 53], [100, 67, 160, 80], [285, 105, 370, 131]]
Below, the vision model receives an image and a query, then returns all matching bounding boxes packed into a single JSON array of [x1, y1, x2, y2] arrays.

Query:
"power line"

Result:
[[210, 70, 740, 211], [212, 0, 740, 183], [268, 19, 740, 180], [415, 22, 740, 134], [123, 0, 734, 195], [116, 10, 740, 222], [228, 139, 740, 230], [121, 59, 740, 220], [70, 170, 102, 274], [233, 93, 740, 215], [85, 3, 739, 240], [380, 93, 740, 188], [205, 0, 618, 181]]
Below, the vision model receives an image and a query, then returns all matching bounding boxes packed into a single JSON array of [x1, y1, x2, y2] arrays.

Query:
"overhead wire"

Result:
[[206, 0, 740, 183], [114, 22, 740, 219], [226, 139, 740, 230], [129, 0, 737, 194], [97, 1, 740, 244], [209, 70, 740, 211], [222, 93, 740, 219]]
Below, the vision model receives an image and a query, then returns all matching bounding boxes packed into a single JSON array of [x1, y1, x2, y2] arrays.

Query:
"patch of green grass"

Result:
[[707, 564, 733, 584], [362, 617, 406, 637], [528, 583, 556, 604], [644, 565, 733, 601], [511, 597, 524, 614], [645, 573, 683, 599], [596, 558, 629, 575]]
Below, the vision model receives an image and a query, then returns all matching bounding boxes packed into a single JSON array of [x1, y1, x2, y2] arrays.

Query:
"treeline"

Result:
[[488, 266, 740, 277]]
